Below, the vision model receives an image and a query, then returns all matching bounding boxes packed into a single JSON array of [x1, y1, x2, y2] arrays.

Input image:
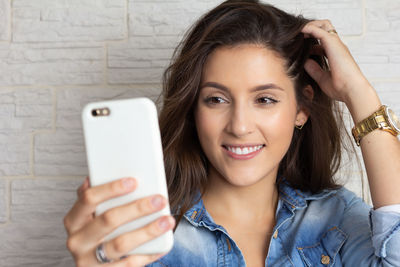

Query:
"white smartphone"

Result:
[[81, 97, 173, 255]]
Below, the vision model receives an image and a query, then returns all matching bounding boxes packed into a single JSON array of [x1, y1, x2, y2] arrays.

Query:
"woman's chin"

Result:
[[221, 172, 272, 188], [207, 163, 277, 188]]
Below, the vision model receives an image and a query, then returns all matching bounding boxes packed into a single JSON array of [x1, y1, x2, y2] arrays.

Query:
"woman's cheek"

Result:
[[257, 110, 295, 145], [195, 108, 220, 143]]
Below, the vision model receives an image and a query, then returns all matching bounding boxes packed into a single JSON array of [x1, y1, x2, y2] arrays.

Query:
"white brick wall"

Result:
[[0, 0, 399, 266]]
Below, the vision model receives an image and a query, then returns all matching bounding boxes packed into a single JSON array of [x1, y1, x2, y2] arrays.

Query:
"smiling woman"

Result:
[[195, 45, 304, 191], [64, 0, 400, 266], [154, 0, 400, 266], [159, 0, 341, 226]]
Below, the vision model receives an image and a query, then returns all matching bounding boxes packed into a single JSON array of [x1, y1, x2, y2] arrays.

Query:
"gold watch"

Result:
[[352, 105, 400, 146]]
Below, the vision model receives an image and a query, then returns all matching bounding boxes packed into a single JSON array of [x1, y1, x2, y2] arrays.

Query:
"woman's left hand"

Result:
[[301, 20, 374, 104]]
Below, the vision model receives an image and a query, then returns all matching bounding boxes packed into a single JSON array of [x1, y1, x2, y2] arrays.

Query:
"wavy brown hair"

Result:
[[156, 0, 347, 226]]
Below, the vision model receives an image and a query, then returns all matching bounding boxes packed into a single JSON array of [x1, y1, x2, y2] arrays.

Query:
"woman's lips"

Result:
[[222, 145, 264, 160]]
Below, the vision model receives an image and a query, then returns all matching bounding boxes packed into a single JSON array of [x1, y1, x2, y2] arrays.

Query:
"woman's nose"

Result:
[[226, 103, 255, 137]]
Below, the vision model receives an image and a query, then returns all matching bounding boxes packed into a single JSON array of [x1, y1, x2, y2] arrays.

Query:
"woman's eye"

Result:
[[204, 96, 277, 105], [257, 97, 278, 104], [205, 96, 226, 104]]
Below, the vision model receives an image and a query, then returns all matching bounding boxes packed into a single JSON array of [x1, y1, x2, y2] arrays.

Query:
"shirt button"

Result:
[[273, 229, 278, 239], [321, 254, 330, 265]]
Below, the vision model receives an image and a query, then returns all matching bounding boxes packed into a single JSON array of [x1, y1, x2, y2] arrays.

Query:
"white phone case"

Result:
[[81, 97, 173, 255]]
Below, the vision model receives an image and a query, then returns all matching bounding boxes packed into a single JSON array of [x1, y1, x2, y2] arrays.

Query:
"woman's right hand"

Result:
[[63, 176, 175, 267]]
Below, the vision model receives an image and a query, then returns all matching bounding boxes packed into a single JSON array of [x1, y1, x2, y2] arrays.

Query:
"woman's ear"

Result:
[[295, 85, 314, 127], [302, 84, 314, 101]]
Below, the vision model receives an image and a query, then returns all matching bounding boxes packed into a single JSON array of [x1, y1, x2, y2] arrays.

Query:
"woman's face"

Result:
[[194, 44, 308, 187]]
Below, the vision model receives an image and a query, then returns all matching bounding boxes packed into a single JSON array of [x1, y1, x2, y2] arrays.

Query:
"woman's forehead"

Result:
[[201, 44, 293, 92]]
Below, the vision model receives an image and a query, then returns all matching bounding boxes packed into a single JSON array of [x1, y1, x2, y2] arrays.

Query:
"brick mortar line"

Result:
[[2, 176, 37, 180], [29, 87, 57, 177], [103, 39, 130, 45], [0, 0, 10, 42], [370, 79, 400, 83], [8, 0, 12, 41], [4, 41, 108, 46], [125, 0, 129, 40], [52, 87, 57, 132], [6, 178, 10, 223], [2, 176, 86, 180], [104, 0, 130, 85], [0, 83, 163, 90], [104, 43, 109, 85], [30, 133, 34, 176], [104, 82, 164, 87], [126, 0, 130, 38], [32, 129, 56, 135], [362, 0, 366, 37]]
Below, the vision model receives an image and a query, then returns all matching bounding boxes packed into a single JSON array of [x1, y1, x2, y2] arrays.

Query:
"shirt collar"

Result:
[[183, 178, 340, 226], [278, 179, 340, 209], [183, 192, 223, 232]]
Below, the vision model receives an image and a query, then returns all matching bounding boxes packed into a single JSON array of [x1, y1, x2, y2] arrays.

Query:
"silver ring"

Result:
[[95, 243, 112, 264]]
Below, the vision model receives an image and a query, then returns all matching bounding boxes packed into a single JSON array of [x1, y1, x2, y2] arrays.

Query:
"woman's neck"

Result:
[[202, 167, 279, 224]]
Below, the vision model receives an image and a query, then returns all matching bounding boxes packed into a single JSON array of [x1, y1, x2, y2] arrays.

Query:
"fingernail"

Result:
[[151, 195, 163, 209], [122, 178, 135, 189], [158, 217, 172, 230]]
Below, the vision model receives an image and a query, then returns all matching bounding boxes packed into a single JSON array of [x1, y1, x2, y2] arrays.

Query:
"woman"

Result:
[[64, 0, 400, 266]]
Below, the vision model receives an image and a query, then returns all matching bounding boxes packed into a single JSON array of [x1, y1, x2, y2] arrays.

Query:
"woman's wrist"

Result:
[[344, 81, 382, 125]]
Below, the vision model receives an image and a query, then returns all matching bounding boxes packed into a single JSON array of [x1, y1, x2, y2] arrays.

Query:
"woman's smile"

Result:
[[222, 144, 265, 160]]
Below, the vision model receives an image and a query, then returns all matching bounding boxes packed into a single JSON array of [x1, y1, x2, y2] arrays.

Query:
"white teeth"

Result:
[[226, 145, 263, 155]]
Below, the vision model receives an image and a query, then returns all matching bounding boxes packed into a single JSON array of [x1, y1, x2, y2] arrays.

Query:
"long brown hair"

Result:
[[157, 0, 345, 225]]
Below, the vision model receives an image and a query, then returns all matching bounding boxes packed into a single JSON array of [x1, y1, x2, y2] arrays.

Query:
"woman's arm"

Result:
[[301, 19, 400, 263], [345, 81, 400, 208], [301, 20, 400, 209]]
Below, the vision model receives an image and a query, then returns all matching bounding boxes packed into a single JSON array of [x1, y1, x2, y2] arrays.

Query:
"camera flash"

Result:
[[102, 109, 109, 115]]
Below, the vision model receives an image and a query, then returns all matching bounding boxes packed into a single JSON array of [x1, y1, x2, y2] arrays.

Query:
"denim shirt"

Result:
[[148, 181, 400, 266]]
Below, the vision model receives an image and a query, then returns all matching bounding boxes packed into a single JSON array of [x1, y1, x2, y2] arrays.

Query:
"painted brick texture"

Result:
[[12, 0, 127, 42], [0, 0, 10, 41], [0, 0, 399, 266]]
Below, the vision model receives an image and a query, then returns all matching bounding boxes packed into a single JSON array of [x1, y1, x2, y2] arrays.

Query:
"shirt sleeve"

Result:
[[338, 190, 400, 267], [375, 204, 400, 214], [370, 207, 400, 258]]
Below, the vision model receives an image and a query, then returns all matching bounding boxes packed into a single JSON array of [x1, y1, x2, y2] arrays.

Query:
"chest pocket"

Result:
[[297, 226, 347, 267]]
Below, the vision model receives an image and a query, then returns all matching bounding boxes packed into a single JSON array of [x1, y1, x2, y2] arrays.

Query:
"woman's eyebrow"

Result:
[[200, 81, 284, 92]]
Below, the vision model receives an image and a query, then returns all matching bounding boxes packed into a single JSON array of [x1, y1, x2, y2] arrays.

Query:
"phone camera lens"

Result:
[[91, 108, 110, 117], [92, 109, 100, 117]]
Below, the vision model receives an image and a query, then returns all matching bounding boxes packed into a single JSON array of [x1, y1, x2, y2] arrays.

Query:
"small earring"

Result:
[[295, 124, 304, 130]]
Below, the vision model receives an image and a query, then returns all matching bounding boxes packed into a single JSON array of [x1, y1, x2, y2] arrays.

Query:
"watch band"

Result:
[[352, 105, 390, 146]]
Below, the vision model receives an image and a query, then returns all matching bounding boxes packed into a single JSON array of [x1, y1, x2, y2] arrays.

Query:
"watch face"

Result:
[[387, 108, 400, 132]]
